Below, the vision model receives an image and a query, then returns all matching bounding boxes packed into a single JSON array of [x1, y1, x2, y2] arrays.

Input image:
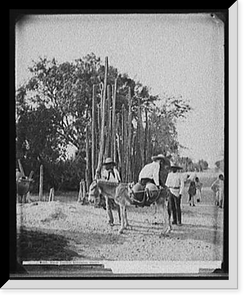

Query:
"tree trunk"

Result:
[[38, 165, 43, 201]]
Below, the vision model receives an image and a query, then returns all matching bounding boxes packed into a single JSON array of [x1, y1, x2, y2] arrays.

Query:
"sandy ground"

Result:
[[16, 186, 224, 263]]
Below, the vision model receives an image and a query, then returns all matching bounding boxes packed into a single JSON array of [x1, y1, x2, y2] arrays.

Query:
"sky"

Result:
[[15, 13, 225, 167]]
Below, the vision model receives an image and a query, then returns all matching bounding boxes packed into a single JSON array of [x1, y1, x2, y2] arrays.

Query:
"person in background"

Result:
[[165, 163, 184, 225], [211, 174, 224, 208], [101, 157, 121, 183], [188, 180, 196, 206], [100, 157, 121, 225], [195, 176, 203, 203]]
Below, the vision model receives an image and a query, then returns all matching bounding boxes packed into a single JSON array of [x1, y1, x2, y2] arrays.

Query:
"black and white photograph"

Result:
[[7, 6, 238, 289]]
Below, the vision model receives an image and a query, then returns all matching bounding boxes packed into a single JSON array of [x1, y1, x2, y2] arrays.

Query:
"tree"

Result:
[[148, 96, 192, 158], [16, 53, 192, 190]]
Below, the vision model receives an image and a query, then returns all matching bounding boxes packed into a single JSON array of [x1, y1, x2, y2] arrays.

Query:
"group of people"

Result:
[[95, 153, 224, 226], [97, 154, 185, 226]]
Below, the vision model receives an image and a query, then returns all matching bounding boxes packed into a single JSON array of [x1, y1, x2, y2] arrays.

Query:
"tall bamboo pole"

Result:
[[91, 84, 96, 180], [144, 105, 148, 163], [112, 78, 117, 163], [127, 87, 132, 182], [105, 85, 111, 158], [96, 56, 108, 176], [137, 98, 144, 166], [121, 104, 126, 181], [38, 164, 43, 202], [116, 113, 121, 171], [85, 125, 90, 189]]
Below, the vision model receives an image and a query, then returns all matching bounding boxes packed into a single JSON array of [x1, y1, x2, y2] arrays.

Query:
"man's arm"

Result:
[[114, 167, 121, 183], [179, 174, 184, 196], [153, 163, 160, 186]]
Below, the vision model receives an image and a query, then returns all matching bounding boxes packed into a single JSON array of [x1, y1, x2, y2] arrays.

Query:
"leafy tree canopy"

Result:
[[16, 53, 193, 191]]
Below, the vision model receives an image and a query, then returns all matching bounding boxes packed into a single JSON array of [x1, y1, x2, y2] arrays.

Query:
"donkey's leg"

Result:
[[124, 207, 130, 228], [117, 204, 121, 224], [118, 204, 126, 234], [165, 200, 172, 232], [160, 200, 172, 237], [105, 196, 114, 226]]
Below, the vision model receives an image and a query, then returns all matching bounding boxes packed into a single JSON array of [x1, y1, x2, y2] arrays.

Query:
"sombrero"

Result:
[[151, 154, 170, 166], [170, 162, 183, 170], [102, 157, 116, 165]]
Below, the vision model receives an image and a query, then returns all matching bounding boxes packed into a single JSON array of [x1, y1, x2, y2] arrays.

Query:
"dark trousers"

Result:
[[168, 192, 182, 224]]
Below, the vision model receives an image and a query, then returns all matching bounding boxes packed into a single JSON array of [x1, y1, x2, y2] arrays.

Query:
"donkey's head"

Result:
[[88, 180, 100, 204]]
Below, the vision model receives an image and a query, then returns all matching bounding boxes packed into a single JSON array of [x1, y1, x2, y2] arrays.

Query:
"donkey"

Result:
[[88, 180, 121, 226], [88, 179, 172, 236]]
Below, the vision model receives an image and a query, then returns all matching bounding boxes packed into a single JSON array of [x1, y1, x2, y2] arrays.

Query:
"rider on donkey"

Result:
[[132, 154, 171, 206]]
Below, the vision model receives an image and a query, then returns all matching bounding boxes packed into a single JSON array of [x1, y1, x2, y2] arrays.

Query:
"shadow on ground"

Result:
[[17, 228, 81, 261], [169, 223, 223, 246]]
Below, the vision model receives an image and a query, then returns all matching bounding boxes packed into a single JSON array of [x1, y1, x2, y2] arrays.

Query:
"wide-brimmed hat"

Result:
[[102, 157, 116, 166], [170, 162, 183, 170], [151, 154, 170, 166]]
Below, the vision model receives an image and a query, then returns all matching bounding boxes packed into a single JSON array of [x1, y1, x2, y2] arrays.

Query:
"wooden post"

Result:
[[48, 187, 54, 202], [38, 165, 43, 202], [17, 159, 25, 177], [77, 180, 83, 202], [96, 56, 108, 176], [82, 180, 86, 203]]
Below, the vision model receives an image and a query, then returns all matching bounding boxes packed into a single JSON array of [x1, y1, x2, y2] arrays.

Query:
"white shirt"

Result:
[[165, 172, 184, 197], [101, 167, 121, 183], [138, 161, 160, 186]]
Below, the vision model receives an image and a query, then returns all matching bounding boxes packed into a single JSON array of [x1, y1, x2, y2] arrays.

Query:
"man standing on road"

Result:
[[165, 163, 184, 225], [99, 157, 121, 225]]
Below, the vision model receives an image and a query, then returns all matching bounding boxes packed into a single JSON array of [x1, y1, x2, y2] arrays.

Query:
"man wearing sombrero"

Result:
[[129, 154, 170, 205], [138, 154, 171, 187], [165, 162, 184, 225], [101, 157, 121, 183], [99, 157, 121, 225]]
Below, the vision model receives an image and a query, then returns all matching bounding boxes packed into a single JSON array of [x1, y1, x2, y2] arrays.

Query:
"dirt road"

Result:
[[16, 187, 223, 263]]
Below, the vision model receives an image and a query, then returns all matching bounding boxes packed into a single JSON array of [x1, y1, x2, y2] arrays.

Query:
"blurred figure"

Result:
[[211, 174, 224, 208], [188, 180, 196, 206], [195, 177, 203, 203]]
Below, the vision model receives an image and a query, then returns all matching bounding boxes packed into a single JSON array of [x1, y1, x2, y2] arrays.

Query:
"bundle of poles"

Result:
[[83, 57, 153, 194]]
